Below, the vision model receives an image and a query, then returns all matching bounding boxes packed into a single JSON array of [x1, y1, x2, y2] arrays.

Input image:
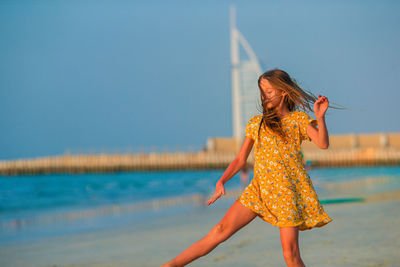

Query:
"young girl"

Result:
[[161, 69, 333, 267]]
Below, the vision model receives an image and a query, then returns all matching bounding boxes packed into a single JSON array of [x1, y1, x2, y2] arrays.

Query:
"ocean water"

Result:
[[0, 166, 399, 244]]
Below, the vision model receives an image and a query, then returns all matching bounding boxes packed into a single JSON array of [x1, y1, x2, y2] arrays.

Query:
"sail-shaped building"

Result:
[[206, 6, 264, 153], [230, 5, 263, 140]]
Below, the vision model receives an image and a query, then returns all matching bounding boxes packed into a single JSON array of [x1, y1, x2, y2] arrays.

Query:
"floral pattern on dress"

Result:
[[237, 110, 332, 231]]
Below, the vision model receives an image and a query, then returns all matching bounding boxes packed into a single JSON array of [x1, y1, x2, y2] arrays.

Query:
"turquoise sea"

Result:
[[1, 166, 399, 245]]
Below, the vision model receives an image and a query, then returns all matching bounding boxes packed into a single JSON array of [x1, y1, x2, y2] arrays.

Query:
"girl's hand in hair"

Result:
[[206, 181, 226, 205], [314, 95, 329, 119]]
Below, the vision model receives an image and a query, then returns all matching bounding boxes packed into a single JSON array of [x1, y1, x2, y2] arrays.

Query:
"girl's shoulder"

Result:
[[248, 114, 263, 125], [290, 110, 306, 116], [288, 110, 310, 121], [295, 110, 309, 117]]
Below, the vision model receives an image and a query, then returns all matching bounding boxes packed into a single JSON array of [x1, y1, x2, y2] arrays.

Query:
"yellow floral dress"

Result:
[[237, 110, 332, 231]]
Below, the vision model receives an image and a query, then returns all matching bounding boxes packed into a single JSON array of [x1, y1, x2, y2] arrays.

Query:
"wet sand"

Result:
[[1, 191, 400, 267]]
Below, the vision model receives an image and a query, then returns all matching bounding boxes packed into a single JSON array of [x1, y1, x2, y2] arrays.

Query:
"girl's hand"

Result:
[[314, 95, 329, 119], [206, 181, 226, 205]]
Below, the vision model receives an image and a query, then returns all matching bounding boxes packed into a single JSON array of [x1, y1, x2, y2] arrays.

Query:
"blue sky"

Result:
[[1, 0, 399, 159]]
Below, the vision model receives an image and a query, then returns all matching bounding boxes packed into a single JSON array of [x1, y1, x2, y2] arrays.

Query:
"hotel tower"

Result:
[[230, 5, 263, 140]]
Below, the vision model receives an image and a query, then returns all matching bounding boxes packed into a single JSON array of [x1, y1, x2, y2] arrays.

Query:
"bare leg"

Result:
[[279, 226, 306, 267], [240, 172, 249, 189], [160, 200, 257, 267]]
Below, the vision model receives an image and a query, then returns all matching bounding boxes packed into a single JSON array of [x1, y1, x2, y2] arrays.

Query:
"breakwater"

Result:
[[0, 152, 237, 176], [0, 147, 399, 176], [304, 148, 400, 167]]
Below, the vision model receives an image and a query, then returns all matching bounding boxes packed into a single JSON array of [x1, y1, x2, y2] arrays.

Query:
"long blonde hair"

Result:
[[256, 69, 342, 141]]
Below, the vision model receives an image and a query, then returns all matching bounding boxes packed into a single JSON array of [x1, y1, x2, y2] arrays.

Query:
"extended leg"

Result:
[[279, 226, 306, 267], [160, 200, 257, 267]]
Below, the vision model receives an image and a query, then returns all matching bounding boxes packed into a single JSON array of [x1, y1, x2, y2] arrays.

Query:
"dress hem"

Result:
[[237, 197, 332, 231]]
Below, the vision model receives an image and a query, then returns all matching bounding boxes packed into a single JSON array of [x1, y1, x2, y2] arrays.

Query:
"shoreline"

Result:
[[2, 182, 397, 240], [1, 189, 399, 267]]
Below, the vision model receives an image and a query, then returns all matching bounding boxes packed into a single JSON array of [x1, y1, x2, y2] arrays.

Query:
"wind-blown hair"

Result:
[[256, 69, 340, 142]]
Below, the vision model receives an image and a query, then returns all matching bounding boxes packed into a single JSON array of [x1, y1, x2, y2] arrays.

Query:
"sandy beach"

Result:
[[0, 190, 399, 267]]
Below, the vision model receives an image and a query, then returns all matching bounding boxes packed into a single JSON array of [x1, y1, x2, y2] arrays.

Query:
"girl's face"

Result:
[[259, 78, 286, 110]]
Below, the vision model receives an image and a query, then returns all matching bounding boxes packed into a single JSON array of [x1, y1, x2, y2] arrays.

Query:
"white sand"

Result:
[[1, 191, 400, 267]]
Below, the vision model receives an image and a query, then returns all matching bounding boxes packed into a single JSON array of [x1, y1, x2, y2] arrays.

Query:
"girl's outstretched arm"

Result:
[[206, 137, 254, 205], [307, 95, 330, 149]]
